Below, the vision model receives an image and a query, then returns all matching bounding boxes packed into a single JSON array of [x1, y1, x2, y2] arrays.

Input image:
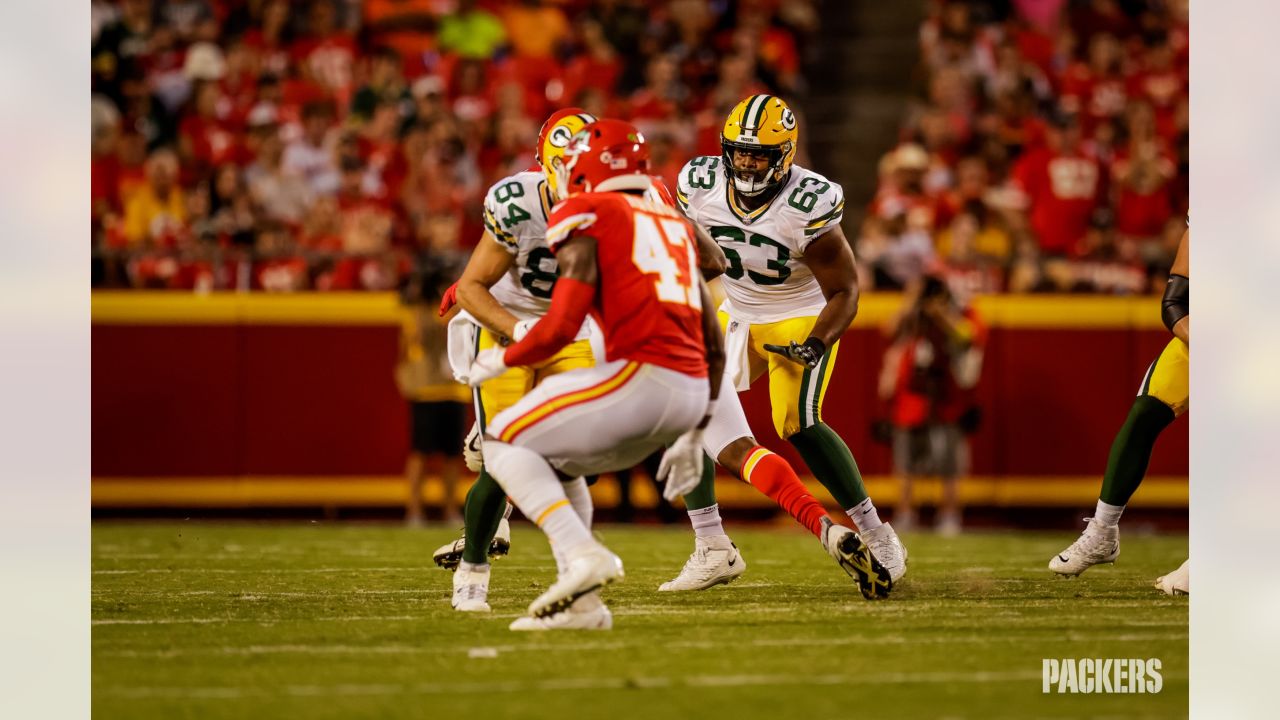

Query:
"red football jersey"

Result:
[[546, 191, 707, 377]]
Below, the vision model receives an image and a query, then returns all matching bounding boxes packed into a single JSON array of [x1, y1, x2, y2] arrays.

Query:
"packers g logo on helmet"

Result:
[[548, 124, 575, 149], [721, 95, 799, 196], [537, 108, 598, 200]]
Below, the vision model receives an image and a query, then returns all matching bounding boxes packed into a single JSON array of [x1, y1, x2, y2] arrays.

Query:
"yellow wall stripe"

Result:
[[91, 292, 1167, 329], [90, 475, 1188, 509], [498, 362, 640, 442]]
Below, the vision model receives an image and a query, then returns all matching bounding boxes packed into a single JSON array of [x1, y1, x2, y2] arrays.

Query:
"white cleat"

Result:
[[432, 516, 512, 571], [528, 544, 623, 618], [451, 564, 491, 612], [820, 517, 892, 599], [658, 535, 746, 591], [1049, 518, 1120, 576], [433, 535, 467, 570], [1154, 559, 1189, 596], [509, 593, 612, 631], [862, 523, 908, 583]]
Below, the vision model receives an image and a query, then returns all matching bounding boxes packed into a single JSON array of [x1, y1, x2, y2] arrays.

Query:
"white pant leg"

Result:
[[701, 370, 755, 460], [485, 360, 709, 479]]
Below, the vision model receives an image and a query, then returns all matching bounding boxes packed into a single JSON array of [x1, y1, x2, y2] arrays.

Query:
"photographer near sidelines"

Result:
[[89, 0, 1189, 717]]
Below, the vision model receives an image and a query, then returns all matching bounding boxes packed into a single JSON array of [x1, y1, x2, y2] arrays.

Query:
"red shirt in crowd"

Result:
[[1112, 145, 1176, 238], [291, 32, 357, 106], [1058, 63, 1129, 131], [1013, 146, 1102, 255], [180, 114, 243, 169]]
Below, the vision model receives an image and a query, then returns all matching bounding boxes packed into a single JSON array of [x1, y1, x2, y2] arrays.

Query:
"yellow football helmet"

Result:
[[536, 107, 598, 200], [721, 95, 798, 196]]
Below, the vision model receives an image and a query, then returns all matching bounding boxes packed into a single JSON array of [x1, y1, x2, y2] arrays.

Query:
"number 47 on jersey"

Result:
[[632, 213, 702, 309]]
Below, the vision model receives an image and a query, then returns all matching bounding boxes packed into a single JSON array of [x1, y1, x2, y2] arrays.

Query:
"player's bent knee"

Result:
[[717, 437, 758, 478], [1140, 392, 1184, 419]]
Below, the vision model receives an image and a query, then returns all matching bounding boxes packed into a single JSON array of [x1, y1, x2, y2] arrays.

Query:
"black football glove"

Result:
[[762, 338, 826, 369]]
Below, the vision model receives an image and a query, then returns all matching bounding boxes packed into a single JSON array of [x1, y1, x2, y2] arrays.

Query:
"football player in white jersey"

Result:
[[433, 108, 605, 619], [663, 95, 907, 592]]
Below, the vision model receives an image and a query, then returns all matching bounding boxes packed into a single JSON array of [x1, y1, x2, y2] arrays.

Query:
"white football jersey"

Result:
[[483, 170, 562, 323], [677, 157, 845, 323]]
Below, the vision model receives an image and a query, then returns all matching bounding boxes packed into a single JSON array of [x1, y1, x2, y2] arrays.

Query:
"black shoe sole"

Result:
[[837, 533, 893, 600], [532, 574, 623, 618], [434, 550, 462, 571]]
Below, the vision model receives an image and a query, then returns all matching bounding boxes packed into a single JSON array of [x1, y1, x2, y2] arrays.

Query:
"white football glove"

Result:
[[462, 422, 483, 472], [512, 319, 537, 343], [657, 429, 705, 502], [467, 348, 508, 387]]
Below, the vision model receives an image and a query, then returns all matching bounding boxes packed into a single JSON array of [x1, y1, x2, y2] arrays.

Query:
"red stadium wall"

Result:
[[91, 293, 1187, 506]]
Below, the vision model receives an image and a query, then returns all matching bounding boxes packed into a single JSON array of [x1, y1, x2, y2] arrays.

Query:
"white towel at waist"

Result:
[[446, 310, 479, 384], [447, 311, 602, 383]]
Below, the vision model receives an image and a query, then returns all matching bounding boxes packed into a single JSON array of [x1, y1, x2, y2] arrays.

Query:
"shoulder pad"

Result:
[[785, 167, 845, 239], [676, 156, 722, 211], [483, 172, 547, 249]]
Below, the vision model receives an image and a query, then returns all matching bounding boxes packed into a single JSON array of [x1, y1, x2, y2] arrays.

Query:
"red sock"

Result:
[[740, 447, 827, 538]]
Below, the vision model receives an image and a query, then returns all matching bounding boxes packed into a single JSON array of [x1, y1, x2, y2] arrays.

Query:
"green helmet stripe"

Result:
[[750, 95, 772, 131], [740, 95, 765, 136]]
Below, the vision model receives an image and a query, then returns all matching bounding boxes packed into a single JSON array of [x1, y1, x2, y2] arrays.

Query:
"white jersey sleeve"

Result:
[[675, 155, 722, 221], [793, 168, 845, 247], [678, 159, 843, 323]]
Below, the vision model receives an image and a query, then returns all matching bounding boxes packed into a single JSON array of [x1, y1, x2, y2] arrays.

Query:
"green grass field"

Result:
[[92, 522, 1187, 719]]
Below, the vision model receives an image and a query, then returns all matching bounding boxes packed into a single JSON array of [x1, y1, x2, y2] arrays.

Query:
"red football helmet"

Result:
[[556, 119, 652, 197]]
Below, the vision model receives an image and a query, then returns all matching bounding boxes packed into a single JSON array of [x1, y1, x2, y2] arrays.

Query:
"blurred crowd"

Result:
[[858, 0, 1188, 298], [91, 0, 819, 291], [92, 0, 1188, 298]]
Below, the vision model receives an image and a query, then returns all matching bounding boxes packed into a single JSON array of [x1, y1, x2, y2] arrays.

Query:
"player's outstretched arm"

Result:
[[763, 225, 859, 368], [804, 224, 860, 348], [1163, 227, 1189, 346], [456, 232, 523, 339]]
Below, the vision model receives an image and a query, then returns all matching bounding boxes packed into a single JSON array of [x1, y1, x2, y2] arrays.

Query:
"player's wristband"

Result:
[[1161, 274, 1188, 332]]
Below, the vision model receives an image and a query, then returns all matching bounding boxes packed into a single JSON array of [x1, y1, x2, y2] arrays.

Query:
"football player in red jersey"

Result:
[[466, 119, 725, 630]]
